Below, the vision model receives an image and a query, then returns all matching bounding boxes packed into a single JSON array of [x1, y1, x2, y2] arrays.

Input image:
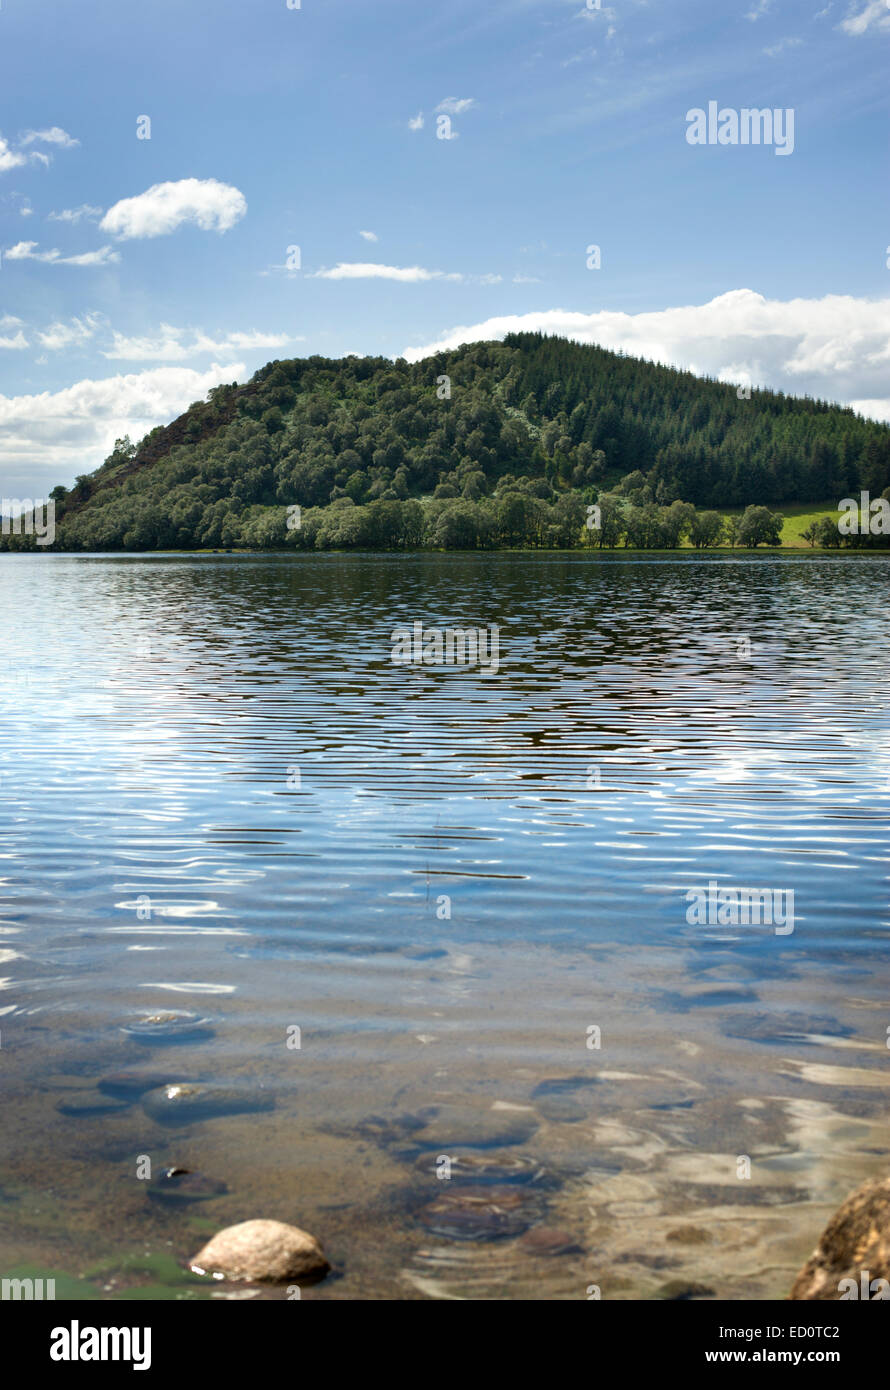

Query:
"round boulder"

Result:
[[190, 1219, 330, 1283], [791, 1175, 890, 1300]]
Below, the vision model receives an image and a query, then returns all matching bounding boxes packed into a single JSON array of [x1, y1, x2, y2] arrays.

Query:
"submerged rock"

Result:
[[790, 1175, 890, 1300], [531, 1076, 598, 1123], [190, 1219, 329, 1283], [665, 1225, 712, 1245], [657, 1280, 716, 1301], [141, 1082, 274, 1126], [413, 1104, 538, 1150], [147, 1167, 227, 1204], [56, 1092, 130, 1118], [413, 1151, 544, 1185], [120, 1011, 214, 1045], [518, 1226, 583, 1257], [723, 1011, 852, 1045], [98, 1071, 185, 1099], [417, 1186, 536, 1241]]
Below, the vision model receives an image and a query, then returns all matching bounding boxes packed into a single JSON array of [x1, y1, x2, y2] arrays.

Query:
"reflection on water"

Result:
[[1, 551, 889, 1299]]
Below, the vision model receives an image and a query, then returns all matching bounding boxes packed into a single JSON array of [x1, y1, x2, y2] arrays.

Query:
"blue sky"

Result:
[[1, 0, 888, 498]]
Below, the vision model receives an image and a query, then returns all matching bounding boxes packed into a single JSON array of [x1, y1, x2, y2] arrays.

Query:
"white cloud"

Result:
[[745, 0, 771, 19], [849, 399, 890, 423], [29, 152, 51, 168], [48, 204, 103, 224], [763, 37, 804, 55], [312, 261, 464, 282], [838, 0, 890, 35], [408, 112, 425, 130], [217, 329, 294, 351], [102, 325, 293, 361], [4, 241, 119, 266], [359, 230, 378, 242], [102, 326, 192, 361], [37, 314, 103, 351], [0, 328, 28, 350], [435, 97, 476, 115], [0, 362, 246, 495], [20, 127, 79, 148], [61, 246, 120, 267], [0, 137, 26, 173], [100, 178, 247, 240], [402, 289, 890, 420]]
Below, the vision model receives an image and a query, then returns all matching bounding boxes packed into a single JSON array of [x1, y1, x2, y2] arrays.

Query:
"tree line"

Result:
[[3, 334, 889, 552]]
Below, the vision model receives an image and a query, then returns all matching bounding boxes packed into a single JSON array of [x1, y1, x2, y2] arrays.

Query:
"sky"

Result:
[[0, 0, 888, 500]]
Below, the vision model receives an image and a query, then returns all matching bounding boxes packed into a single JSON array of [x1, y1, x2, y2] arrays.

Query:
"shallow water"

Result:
[[1, 551, 889, 1300]]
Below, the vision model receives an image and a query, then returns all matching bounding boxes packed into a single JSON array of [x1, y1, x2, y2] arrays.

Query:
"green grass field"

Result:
[[715, 500, 841, 548]]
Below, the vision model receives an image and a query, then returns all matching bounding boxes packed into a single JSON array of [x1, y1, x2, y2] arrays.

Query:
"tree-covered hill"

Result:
[[9, 333, 890, 551]]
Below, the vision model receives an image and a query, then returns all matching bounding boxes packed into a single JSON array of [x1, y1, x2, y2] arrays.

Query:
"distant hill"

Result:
[[9, 333, 890, 551]]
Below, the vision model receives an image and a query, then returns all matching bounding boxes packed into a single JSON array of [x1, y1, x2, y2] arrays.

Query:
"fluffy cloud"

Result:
[[313, 262, 502, 285], [839, 1, 890, 36], [37, 314, 103, 351], [20, 127, 79, 148], [0, 324, 28, 350], [402, 289, 890, 421], [359, 230, 378, 242], [4, 241, 119, 266], [435, 97, 476, 115], [0, 136, 26, 173], [102, 325, 293, 361], [100, 178, 247, 240], [313, 261, 464, 282], [408, 112, 424, 130], [0, 362, 245, 497], [48, 204, 103, 224]]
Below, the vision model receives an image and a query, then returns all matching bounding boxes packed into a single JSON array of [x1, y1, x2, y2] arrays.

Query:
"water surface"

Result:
[[1, 552, 889, 1299]]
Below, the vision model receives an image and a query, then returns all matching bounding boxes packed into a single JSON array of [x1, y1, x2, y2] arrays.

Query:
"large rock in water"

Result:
[[190, 1220, 330, 1283], [790, 1176, 890, 1300]]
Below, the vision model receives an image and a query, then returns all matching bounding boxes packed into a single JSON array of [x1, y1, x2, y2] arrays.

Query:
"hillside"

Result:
[[8, 333, 890, 551]]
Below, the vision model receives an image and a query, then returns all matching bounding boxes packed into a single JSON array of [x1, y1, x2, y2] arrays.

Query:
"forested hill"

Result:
[[15, 332, 890, 551]]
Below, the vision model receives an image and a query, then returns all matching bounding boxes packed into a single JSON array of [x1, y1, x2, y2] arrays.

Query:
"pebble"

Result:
[[518, 1226, 583, 1257], [147, 1167, 227, 1204], [665, 1225, 712, 1245], [141, 1083, 274, 1126], [120, 1011, 215, 1045]]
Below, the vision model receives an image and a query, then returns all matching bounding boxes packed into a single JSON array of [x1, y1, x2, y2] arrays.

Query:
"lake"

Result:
[[2, 550, 889, 1300]]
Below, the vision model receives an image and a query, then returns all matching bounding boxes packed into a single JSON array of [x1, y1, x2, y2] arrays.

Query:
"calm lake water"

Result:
[[2, 551, 889, 1300]]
